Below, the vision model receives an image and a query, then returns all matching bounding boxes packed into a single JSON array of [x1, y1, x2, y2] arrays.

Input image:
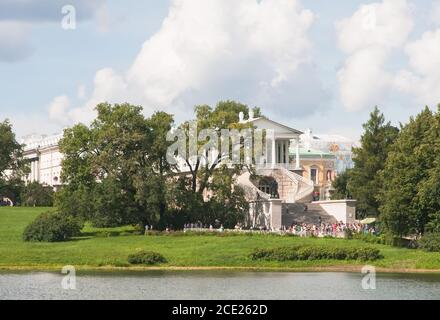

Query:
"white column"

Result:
[[295, 138, 300, 169], [37, 156, 40, 182], [280, 141, 286, 164], [272, 138, 276, 168], [283, 141, 287, 164], [31, 161, 35, 182]]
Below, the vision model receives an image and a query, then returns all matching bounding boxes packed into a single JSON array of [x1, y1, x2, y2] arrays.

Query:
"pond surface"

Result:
[[1, 271, 439, 300]]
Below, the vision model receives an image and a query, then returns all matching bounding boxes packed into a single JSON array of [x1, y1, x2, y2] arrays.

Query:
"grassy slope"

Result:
[[1, 207, 440, 271]]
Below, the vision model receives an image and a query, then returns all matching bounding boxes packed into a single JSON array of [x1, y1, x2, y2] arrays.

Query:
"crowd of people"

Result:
[[183, 223, 225, 232], [143, 219, 377, 238], [178, 221, 377, 238], [0, 198, 13, 207], [282, 222, 376, 238]]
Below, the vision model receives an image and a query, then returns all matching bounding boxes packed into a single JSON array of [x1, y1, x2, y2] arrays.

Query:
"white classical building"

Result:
[[20, 134, 64, 190]]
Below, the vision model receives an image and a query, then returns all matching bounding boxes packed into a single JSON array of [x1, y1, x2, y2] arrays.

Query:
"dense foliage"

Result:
[[333, 106, 440, 237], [56, 101, 252, 230], [0, 120, 29, 205], [331, 170, 352, 200], [378, 108, 436, 236], [418, 233, 440, 252], [127, 250, 167, 265], [20, 182, 54, 207], [341, 107, 399, 217], [22, 211, 82, 242], [249, 245, 382, 261]]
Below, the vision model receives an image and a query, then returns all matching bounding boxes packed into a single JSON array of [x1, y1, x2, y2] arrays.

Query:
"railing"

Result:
[[238, 165, 314, 203], [236, 171, 271, 201], [279, 167, 314, 201], [255, 163, 300, 172]]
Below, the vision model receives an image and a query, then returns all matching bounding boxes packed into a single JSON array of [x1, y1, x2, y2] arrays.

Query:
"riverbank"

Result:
[[2, 207, 440, 273]]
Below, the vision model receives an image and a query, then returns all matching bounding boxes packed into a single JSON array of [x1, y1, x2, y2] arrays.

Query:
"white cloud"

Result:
[[405, 29, 440, 76], [335, 0, 413, 111], [5, 112, 61, 137], [53, 0, 328, 125], [48, 95, 71, 126], [337, 47, 392, 111], [395, 29, 440, 107]]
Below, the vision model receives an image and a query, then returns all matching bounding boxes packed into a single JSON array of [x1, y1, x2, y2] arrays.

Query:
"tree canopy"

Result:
[[56, 101, 252, 229], [0, 120, 28, 204], [379, 107, 440, 236], [343, 107, 399, 218], [335, 105, 440, 236]]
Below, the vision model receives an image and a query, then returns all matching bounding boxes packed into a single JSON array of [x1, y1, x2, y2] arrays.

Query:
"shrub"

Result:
[[127, 250, 167, 265], [352, 233, 385, 244], [23, 211, 82, 242], [418, 233, 440, 252], [20, 182, 54, 207], [344, 228, 353, 239], [352, 233, 413, 248], [249, 245, 382, 261]]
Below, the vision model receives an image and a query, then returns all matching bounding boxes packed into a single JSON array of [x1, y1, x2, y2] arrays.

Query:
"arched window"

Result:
[[258, 180, 271, 194], [258, 177, 278, 197], [326, 170, 332, 181]]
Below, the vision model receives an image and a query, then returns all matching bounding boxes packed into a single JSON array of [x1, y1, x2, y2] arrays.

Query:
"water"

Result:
[[0, 271, 439, 300]]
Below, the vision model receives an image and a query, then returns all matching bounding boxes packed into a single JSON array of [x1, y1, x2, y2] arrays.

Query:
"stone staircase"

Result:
[[238, 168, 336, 229], [255, 166, 314, 203], [282, 202, 337, 226]]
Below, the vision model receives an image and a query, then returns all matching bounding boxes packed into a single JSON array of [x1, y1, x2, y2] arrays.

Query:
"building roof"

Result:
[[20, 133, 63, 151], [289, 147, 335, 159], [244, 117, 303, 135]]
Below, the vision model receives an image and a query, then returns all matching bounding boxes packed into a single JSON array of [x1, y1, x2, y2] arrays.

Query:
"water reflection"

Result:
[[0, 271, 439, 300]]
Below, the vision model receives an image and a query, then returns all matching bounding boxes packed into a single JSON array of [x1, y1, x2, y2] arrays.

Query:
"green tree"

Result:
[[412, 106, 440, 233], [170, 100, 258, 226], [349, 107, 399, 218], [208, 165, 248, 228], [57, 101, 254, 230], [0, 120, 28, 204], [135, 111, 175, 229], [57, 103, 175, 228], [378, 107, 436, 236], [21, 182, 54, 207], [331, 170, 352, 200], [178, 100, 261, 195]]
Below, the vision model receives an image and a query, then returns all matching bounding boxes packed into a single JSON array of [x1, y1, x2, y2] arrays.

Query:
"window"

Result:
[[259, 182, 271, 194], [310, 168, 318, 185], [326, 170, 332, 181]]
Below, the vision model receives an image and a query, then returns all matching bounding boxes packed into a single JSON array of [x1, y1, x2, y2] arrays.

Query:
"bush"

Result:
[[352, 233, 413, 248], [127, 250, 167, 265], [418, 233, 440, 252], [249, 245, 382, 261], [23, 211, 82, 242], [21, 182, 54, 207], [344, 228, 354, 239]]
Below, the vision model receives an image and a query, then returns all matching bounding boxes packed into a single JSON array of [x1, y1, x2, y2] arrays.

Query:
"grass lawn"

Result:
[[1, 207, 440, 272]]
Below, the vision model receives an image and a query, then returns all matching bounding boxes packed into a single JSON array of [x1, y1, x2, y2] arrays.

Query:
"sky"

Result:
[[1, 0, 440, 140]]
